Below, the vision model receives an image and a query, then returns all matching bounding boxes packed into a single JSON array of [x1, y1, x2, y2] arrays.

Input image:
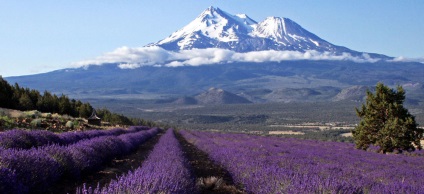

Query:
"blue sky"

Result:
[[1, 1, 423, 77]]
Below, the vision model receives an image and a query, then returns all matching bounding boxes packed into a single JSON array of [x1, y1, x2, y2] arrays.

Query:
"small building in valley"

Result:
[[88, 110, 101, 126]]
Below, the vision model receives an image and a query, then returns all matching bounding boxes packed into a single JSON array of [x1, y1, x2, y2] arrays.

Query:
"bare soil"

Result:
[[175, 131, 246, 194]]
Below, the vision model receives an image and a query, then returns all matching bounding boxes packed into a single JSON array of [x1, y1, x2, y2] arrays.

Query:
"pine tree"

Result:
[[58, 95, 71, 115], [18, 93, 34, 110], [353, 83, 423, 153], [0, 76, 15, 109]]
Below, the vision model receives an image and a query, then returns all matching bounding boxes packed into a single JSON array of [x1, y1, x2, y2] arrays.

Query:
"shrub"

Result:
[[30, 119, 42, 128], [66, 121, 74, 129]]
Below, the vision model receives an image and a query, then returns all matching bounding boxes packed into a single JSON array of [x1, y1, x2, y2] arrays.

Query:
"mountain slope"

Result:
[[194, 87, 252, 104], [333, 86, 370, 101]]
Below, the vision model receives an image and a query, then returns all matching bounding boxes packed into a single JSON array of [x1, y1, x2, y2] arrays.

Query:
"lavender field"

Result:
[[80, 129, 197, 194], [1, 128, 424, 194], [0, 127, 160, 194], [180, 130, 424, 193]]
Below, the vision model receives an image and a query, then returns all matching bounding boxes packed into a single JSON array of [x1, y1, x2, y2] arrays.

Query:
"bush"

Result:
[[25, 110, 41, 119], [42, 113, 52, 119], [0, 116, 15, 130], [30, 119, 42, 128], [65, 121, 74, 129]]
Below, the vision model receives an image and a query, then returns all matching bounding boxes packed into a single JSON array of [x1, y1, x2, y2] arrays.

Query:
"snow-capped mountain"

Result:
[[150, 6, 388, 58]]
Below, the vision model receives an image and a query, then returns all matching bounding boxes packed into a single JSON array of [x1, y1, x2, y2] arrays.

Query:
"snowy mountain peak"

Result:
[[154, 6, 256, 50], [253, 17, 290, 39], [199, 6, 225, 20], [150, 7, 389, 59], [234, 13, 257, 26], [251, 16, 327, 48]]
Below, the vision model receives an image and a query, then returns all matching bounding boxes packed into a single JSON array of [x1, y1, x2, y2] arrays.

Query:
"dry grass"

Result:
[[0, 107, 25, 118], [197, 176, 245, 194], [341, 132, 353, 137], [268, 130, 305, 135], [197, 176, 224, 190]]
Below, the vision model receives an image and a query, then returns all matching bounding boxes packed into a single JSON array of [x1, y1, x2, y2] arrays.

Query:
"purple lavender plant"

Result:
[[180, 130, 424, 193], [0, 129, 37, 149], [0, 148, 61, 193], [81, 129, 197, 194], [0, 167, 28, 194], [0, 127, 160, 193], [118, 127, 160, 153], [67, 127, 160, 174], [0, 126, 148, 149]]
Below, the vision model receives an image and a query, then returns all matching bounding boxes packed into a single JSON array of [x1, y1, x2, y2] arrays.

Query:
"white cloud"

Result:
[[73, 46, 388, 69], [390, 56, 424, 63]]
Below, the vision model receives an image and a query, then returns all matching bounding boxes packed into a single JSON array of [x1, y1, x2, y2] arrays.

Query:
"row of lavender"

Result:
[[80, 129, 197, 194], [180, 130, 424, 193], [0, 126, 150, 149], [0, 127, 160, 194]]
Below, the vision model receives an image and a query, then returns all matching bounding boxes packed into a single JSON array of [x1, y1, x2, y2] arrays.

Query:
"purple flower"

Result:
[[84, 129, 197, 194]]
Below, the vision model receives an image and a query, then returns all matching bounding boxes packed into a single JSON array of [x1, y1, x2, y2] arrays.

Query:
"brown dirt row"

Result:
[[175, 131, 246, 194], [48, 132, 164, 194]]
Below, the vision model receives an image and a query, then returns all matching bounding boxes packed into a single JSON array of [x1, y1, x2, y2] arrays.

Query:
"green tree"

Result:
[[37, 91, 54, 113], [78, 103, 93, 118], [58, 95, 72, 115], [96, 108, 133, 126], [19, 93, 34, 110], [352, 83, 423, 153], [0, 76, 15, 109], [28, 89, 41, 109]]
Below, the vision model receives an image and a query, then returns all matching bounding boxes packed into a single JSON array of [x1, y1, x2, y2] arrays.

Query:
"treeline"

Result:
[[96, 108, 157, 127], [0, 76, 146, 126]]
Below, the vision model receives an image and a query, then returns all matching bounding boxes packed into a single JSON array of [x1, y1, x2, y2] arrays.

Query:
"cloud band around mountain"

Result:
[[73, 46, 383, 69]]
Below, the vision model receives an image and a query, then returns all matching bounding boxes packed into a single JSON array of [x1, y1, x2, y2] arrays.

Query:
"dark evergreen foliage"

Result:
[[96, 108, 133, 126], [0, 76, 15, 109], [1, 76, 92, 117], [0, 77, 138, 126], [353, 83, 423, 153]]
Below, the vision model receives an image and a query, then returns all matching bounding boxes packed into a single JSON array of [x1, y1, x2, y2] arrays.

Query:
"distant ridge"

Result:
[[173, 96, 198, 105], [333, 86, 370, 102], [195, 87, 251, 105]]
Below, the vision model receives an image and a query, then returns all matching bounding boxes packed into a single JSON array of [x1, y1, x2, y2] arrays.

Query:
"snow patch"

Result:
[[309, 39, 319, 46], [157, 6, 254, 46]]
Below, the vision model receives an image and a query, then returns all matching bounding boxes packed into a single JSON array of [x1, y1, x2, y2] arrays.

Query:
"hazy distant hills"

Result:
[[196, 87, 251, 104], [4, 7, 424, 105], [333, 86, 370, 102], [6, 60, 424, 104], [171, 88, 251, 105]]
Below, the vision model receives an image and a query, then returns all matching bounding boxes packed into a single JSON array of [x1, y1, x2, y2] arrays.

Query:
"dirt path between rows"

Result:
[[49, 132, 163, 194], [175, 131, 245, 194]]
